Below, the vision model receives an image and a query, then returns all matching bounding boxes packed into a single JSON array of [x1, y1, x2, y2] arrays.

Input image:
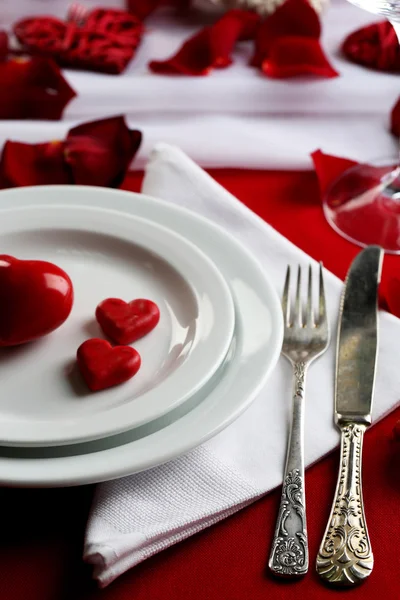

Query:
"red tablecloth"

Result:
[[1, 169, 399, 600]]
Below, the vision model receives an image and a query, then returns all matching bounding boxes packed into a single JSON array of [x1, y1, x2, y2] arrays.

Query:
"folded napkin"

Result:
[[84, 144, 400, 587]]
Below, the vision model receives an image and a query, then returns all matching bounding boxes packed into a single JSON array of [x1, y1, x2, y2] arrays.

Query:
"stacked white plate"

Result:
[[0, 185, 283, 486]]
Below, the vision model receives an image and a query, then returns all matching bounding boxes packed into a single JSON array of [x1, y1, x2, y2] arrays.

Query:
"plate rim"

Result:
[[0, 185, 283, 486], [0, 202, 235, 447]]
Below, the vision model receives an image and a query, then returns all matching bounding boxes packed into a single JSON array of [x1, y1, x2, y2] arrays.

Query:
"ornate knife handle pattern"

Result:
[[269, 362, 308, 576], [316, 423, 373, 585]]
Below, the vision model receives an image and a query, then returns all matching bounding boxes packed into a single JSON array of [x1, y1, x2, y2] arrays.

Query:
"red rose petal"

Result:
[[262, 37, 338, 78], [391, 96, 400, 137], [127, 0, 163, 20], [0, 116, 142, 189], [393, 420, 400, 441], [342, 21, 400, 73], [65, 116, 142, 187], [0, 57, 76, 120], [0, 31, 8, 62], [311, 149, 359, 197], [251, 0, 320, 67], [0, 140, 71, 188], [77, 338, 141, 392], [385, 276, 400, 320], [149, 9, 260, 76], [251, 0, 337, 79]]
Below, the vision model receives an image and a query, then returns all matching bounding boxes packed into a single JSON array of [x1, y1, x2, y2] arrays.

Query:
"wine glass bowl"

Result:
[[322, 159, 400, 253], [322, 0, 400, 251], [347, 0, 400, 21]]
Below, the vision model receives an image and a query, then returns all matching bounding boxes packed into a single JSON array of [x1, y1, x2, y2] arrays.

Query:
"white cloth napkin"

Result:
[[0, 1, 398, 168], [84, 143, 400, 587]]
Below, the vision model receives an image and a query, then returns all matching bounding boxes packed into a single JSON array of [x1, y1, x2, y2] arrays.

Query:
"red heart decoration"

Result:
[[14, 8, 144, 75], [0, 255, 74, 346], [96, 298, 160, 345], [77, 338, 141, 392]]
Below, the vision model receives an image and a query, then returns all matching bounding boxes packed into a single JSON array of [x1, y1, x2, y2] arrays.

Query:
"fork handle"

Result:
[[268, 361, 308, 577], [316, 423, 373, 585]]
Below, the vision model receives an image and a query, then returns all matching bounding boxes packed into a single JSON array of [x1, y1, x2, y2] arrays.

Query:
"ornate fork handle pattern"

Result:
[[316, 423, 373, 585], [269, 361, 308, 576]]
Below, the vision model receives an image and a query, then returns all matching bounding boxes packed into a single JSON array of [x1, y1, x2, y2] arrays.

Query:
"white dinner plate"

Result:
[[0, 186, 283, 486], [0, 204, 235, 447]]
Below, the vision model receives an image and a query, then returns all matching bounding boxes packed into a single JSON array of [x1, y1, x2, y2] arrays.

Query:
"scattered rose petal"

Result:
[[251, 0, 337, 78], [0, 31, 8, 62], [342, 21, 400, 73], [65, 116, 142, 187], [393, 420, 400, 441], [385, 276, 400, 320], [311, 149, 358, 197], [127, 0, 163, 19], [0, 57, 76, 120], [0, 116, 141, 189], [149, 9, 260, 75], [262, 36, 338, 78], [0, 141, 70, 188], [391, 96, 400, 137]]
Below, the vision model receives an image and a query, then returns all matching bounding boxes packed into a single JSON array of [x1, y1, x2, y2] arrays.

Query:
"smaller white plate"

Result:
[[0, 204, 235, 447]]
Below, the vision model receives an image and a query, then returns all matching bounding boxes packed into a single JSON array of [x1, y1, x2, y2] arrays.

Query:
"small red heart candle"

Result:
[[0, 255, 74, 346], [96, 298, 160, 345], [77, 338, 141, 391]]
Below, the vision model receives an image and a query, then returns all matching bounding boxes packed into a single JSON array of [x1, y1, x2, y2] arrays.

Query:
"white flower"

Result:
[[195, 0, 328, 16]]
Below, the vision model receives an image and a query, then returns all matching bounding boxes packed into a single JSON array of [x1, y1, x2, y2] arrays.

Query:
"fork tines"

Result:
[[282, 263, 326, 329]]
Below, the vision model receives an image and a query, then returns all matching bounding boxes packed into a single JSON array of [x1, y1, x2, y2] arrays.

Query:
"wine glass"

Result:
[[322, 4, 400, 253]]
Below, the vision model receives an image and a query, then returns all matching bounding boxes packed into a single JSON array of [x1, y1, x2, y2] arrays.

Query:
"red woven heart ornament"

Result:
[[96, 298, 160, 345], [77, 338, 141, 392], [14, 8, 144, 74]]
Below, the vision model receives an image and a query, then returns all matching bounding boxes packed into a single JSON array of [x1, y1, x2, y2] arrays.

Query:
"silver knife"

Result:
[[316, 245, 383, 586]]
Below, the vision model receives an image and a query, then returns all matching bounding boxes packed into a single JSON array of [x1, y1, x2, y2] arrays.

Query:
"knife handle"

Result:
[[316, 423, 373, 585], [269, 361, 308, 577]]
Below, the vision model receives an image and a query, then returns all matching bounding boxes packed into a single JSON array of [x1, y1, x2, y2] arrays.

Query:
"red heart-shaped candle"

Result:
[[0, 255, 74, 346], [77, 338, 141, 391], [95, 298, 160, 345]]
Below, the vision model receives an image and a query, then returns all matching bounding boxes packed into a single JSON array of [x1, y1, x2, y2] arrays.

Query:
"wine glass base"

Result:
[[322, 159, 400, 254]]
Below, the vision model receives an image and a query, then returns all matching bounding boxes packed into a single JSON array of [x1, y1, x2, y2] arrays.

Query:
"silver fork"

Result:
[[268, 264, 330, 577]]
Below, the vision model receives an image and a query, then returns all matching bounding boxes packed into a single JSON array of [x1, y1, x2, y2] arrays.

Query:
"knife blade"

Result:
[[316, 245, 383, 587], [335, 245, 383, 426]]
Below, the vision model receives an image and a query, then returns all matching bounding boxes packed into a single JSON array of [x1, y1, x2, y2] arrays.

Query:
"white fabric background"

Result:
[[0, 0, 398, 168]]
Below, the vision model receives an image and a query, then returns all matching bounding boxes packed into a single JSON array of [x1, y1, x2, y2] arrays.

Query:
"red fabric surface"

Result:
[[0, 169, 399, 599]]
